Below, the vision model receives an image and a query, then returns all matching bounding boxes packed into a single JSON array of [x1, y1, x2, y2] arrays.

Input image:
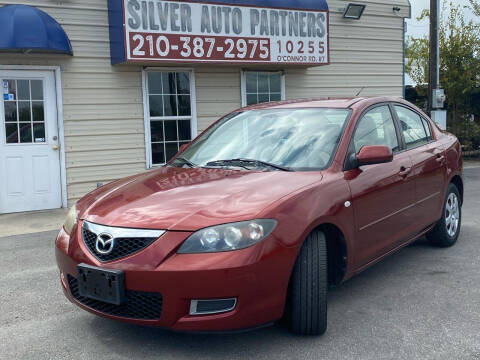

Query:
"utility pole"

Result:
[[428, 0, 439, 114], [428, 0, 446, 127]]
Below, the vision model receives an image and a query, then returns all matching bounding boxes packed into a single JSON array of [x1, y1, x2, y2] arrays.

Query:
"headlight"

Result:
[[63, 203, 78, 235], [178, 219, 277, 254]]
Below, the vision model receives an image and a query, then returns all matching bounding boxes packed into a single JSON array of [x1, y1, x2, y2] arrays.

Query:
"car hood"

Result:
[[77, 166, 323, 231]]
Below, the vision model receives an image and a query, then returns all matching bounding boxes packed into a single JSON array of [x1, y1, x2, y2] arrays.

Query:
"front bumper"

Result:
[[55, 223, 295, 332]]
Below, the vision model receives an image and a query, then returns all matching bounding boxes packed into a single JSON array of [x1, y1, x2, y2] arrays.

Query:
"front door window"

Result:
[[3, 79, 45, 144], [353, 105, 399, 153], [146, 71, 194, 166]]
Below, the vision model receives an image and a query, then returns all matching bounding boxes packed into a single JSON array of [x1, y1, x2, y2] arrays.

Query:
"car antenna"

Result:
[[355, 87, 365, 97]]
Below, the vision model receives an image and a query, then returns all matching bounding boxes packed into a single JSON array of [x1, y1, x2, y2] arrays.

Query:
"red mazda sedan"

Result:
[[56, 97, 463, 335]]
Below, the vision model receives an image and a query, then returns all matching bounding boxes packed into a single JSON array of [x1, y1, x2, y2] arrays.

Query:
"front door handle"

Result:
[[52, 145, 59, 151], [399, 167, 411, 178], [436, 155, 445, 164]]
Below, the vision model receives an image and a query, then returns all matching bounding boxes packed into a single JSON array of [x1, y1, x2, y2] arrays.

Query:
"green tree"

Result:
[[405, 1, 480, 149], [470, 0, 480, 16]]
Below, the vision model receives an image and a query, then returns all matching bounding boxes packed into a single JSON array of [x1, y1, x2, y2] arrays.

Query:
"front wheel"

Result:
[[289, 230, 328, 335], [426, 183, 462, 247]]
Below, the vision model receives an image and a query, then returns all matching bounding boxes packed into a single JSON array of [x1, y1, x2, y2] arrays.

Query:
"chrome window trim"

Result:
[[82, 220, 165, 239]]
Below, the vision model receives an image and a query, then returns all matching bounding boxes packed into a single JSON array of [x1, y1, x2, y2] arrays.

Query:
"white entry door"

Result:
[[0, 70, 62, 214]]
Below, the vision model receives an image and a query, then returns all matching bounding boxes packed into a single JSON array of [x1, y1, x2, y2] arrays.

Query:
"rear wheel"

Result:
[[289, 230, 328, 335], [426, 183, 462, 247]]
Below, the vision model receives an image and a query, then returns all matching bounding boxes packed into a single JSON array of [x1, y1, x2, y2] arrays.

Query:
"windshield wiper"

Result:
[[204, 159, 250, 170], [236, 158, 293, 172], [206, 158, 293, 172], [173, 157, 197, 168]]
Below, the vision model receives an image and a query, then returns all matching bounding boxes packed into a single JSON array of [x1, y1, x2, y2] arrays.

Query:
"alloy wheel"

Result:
[[445, 193, 460, 237]]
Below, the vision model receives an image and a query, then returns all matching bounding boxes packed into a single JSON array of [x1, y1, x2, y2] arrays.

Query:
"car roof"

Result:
[[239, 96, 406, 111]]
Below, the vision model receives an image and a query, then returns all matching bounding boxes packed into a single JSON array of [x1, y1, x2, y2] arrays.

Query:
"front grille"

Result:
[[68, 275, 163, 320], [82, 228, 157, 262]]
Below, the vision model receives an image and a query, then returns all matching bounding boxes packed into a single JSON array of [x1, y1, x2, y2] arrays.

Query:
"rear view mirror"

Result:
[[356, 145, 393, 167]]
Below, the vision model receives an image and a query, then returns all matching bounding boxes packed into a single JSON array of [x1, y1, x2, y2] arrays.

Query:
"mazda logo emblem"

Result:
[[95, 233, 115, 255]]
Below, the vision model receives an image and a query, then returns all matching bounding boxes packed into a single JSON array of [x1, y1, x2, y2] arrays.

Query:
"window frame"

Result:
[[240, 70, 286, 107], [142, 68, 198, 168], [390, 103, 436, 151]]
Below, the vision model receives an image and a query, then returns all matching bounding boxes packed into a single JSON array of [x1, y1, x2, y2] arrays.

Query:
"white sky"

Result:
[[405, 0, 476, 85], [406, 0, 475, 38]]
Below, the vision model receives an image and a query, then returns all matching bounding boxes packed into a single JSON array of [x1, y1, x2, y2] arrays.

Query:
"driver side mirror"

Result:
[[355, 145, 393, 167]]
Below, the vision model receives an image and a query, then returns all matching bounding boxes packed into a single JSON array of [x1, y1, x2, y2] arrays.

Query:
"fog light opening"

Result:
[[189, 298, 237, 316]]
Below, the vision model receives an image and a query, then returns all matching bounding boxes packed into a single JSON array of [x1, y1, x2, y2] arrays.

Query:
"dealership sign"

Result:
[[108, 0, 329, 65]]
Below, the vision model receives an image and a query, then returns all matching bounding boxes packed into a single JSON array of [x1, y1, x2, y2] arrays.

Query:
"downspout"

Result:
[[403, 0, 412, 99], [403, 19, 406, 99]]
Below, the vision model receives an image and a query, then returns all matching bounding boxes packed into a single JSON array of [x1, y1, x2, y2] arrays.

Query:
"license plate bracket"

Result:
[[77, 264, 125, 305]]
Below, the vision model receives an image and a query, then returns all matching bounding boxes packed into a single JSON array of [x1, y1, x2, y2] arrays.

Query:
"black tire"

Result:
[[289, 230, 328, 335], [426, 183, 462, 247]]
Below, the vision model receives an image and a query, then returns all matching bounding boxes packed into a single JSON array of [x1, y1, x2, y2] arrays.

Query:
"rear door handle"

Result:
[[436, 155, 445, 163], [399, 167, 411, 177]]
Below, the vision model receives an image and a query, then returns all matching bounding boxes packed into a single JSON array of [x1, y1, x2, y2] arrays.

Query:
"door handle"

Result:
[[436, 155, 445, 163], [52, 145, 59, 151], [398, 167, 411, 178]]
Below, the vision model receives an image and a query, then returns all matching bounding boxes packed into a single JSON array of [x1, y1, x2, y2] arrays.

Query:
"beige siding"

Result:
[[0, 0, 410, 205], [195, 68, 241, 132], [0, 1, 145, 205], [286, 0, 408, 99]]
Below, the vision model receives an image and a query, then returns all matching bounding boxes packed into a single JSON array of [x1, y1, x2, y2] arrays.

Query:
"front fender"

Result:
[[260, 172, 355, 278]]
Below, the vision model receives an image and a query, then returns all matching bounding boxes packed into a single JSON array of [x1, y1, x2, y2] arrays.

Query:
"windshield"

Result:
[[174, 108, 351, 171]]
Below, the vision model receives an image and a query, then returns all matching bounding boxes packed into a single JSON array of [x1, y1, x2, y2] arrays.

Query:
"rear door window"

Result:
[[421, 118, 433, 140], [394, 105, 430, 149]]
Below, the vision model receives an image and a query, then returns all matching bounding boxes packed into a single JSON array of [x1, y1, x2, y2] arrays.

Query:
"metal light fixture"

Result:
[[343, 3, 366, 19]]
